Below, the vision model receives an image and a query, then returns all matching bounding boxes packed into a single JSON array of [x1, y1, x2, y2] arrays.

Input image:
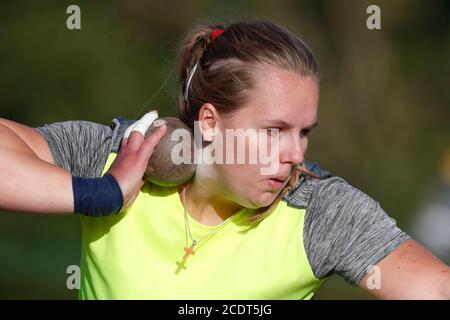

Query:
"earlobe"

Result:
[[198, 120, 216, 142], [202, 127, 216, 142]]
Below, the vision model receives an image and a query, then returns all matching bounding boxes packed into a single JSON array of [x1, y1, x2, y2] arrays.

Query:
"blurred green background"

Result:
[[1, 0, 449, 299]]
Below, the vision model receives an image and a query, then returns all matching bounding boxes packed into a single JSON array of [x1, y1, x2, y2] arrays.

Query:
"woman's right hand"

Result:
[[106, 111, 168, 210]]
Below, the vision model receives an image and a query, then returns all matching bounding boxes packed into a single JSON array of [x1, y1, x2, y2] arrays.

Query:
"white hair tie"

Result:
[[183, 61, 199, 102]]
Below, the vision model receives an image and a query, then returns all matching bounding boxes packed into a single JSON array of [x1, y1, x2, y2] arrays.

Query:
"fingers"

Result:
[[123, 110, 159, 139], [123, 110, 159, 151], [120, 136, 129, 149], [138, 124, 168, 159], [133, 111, 159, 136], [127, 131, 146, 151]]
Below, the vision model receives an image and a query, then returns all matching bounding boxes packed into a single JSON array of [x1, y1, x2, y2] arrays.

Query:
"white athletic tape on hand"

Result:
[[132, 111, 159, 136], [123, 123, 136, 140], [124, 110, 159, 139]]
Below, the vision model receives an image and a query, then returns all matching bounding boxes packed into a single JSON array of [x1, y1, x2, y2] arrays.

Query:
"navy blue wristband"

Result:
[[72, 174, 124, 217]]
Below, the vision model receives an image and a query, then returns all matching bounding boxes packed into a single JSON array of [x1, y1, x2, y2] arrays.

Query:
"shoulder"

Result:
[[34, 116, 136, 177], [283, 162, 373, 213], [282, 160, 334, 209], [283, 162, 410, 285], [35, 119, 117, 177]]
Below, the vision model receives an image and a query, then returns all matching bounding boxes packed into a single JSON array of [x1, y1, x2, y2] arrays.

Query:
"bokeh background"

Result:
[[0, 0, 449, 299]]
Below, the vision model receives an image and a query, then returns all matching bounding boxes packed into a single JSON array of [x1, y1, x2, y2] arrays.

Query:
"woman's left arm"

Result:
[[302, 175, 450, 300], [358, 239, 450, 299]]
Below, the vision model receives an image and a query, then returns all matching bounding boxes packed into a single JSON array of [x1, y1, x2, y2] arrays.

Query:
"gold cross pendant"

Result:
[[182, 244, 196, 260], [174, 244, 196, 275]]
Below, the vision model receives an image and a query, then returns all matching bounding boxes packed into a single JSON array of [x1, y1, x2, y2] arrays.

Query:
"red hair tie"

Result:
[[211, 29, 225, 41]]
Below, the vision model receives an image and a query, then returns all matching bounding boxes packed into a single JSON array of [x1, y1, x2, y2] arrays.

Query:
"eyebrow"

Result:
[[304, 121, 318, 130], [262, 119, 318, 130]]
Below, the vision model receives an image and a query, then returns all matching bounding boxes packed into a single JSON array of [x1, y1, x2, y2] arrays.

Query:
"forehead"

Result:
[[239, 66, 319, 125]]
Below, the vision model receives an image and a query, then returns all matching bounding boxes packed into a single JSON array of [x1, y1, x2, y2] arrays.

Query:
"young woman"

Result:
[[0, 20, 449, 300]]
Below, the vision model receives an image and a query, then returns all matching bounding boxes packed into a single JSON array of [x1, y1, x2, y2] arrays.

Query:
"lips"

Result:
[[267, 176, 288, 189], [271, 176, 288, 182]]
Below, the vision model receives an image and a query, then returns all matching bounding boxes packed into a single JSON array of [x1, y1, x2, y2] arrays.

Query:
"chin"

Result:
[[252, 192, 278, 208], [236, 184, 279, 209]]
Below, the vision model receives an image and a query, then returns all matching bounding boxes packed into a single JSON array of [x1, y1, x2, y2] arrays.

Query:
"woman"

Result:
[[0, 20, 449, 299]]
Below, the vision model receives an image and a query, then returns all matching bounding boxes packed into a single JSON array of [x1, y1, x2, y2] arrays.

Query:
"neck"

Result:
[[179, 178, 243, 227]]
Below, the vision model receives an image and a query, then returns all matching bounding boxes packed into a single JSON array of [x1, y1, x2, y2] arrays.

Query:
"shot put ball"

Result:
[[144, 117, 196, 186]]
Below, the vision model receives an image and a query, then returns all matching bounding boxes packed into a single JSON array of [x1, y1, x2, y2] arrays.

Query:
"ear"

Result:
[[198, 103, 219, 142]]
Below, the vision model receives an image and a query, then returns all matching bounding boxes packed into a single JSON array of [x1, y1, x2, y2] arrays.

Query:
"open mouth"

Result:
[[268, 178, 285, 189]]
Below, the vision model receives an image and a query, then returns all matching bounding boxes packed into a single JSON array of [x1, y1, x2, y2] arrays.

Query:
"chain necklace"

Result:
[[175, 184, 235, 274]]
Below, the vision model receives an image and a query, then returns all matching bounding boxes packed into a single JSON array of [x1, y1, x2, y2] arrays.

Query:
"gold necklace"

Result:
[[175, 184, 234, 274]]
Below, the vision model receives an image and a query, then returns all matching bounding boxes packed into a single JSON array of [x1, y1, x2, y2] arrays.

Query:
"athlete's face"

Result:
[[198, 66, 319, 209]]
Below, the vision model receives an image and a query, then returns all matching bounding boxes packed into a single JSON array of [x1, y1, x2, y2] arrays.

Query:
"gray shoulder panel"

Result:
[[36, 119, 119, 178], [283, 171, 410, 286]]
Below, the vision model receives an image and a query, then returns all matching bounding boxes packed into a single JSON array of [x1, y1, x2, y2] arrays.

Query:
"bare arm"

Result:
[[0, 118, 73, 213], [302, 176, 449, 298], [358, 239, 450, 299]]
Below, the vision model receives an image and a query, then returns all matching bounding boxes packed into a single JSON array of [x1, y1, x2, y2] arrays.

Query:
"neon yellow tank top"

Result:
[[79, 153, 324, 299]]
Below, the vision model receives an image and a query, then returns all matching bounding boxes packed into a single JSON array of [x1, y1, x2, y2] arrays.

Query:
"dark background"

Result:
[[1, 0, 449, 299]]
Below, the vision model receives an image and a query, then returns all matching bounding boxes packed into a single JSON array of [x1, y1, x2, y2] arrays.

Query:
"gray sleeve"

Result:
[[36, 120, 117, 178], [304, 176, 411, 286]]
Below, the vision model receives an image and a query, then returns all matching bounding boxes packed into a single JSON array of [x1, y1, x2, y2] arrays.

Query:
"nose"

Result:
[[280, 135, 304, 166], [284, 149, 303, 166]]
